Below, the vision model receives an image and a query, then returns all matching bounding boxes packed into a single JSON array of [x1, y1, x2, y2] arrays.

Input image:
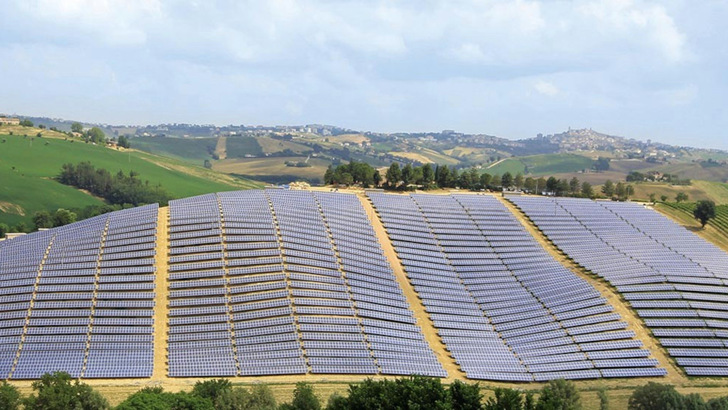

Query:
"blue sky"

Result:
[[1, 0, 727, 149]]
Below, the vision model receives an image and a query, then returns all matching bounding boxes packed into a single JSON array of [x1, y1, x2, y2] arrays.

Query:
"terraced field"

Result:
[[661, 202, 728, 238]]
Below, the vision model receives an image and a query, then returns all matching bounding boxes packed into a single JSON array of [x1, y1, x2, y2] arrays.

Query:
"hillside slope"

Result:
[[0, 132, 262, 227]]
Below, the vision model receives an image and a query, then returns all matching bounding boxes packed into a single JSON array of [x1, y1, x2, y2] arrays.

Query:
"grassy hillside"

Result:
[[484, 158, 526, 175], [523, 153, 594, 174], [132, 136, 216, 163], [484, 153, 594, 176], [213, 156, 330, 184], [0, 133, 261, 227], [655, 202, 728, 252]]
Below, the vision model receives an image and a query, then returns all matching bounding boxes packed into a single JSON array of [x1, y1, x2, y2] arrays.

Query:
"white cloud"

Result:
[[534, 80, 560, 96]]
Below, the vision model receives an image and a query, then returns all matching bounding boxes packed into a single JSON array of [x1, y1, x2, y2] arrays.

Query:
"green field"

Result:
[[661, 201, 728, 238], [132, 136, 216, 163], [523, 153, 595, 175], [225, 136, 264, 158], [0, 134, 261, 227], [483, 153, 594, 177], [483, 158, 526, 175]]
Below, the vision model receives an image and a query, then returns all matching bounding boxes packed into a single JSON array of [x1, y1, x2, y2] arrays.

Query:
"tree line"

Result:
[[57, 162, 171, 207], [324, 162, 639, 200], [3, 373, 728, 410]]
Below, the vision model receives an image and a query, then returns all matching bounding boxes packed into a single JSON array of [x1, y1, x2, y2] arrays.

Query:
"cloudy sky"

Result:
[[1, 0, 727, 149]]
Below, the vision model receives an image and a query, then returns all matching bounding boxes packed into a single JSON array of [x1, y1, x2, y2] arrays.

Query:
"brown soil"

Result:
[[152, 207, 170, 381], [0, 201, 25, 216]]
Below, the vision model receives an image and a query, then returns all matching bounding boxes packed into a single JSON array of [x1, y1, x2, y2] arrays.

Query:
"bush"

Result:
[[22, 371, 109, 410], [0, 381, 21, 410], [628, 383, 683, 410], [192, 379, 232, 403], [486, 388, 522, 410], [216, 385, 277, 410], [536, 379, 581, 410], [280, 382, 321, 410], [116, 386, 213, 410]]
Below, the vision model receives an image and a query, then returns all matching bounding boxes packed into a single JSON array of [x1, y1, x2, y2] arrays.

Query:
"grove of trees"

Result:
[[325, 162, 620, 200], [57, 162, 171, 206], [4, 374, 728, 410]]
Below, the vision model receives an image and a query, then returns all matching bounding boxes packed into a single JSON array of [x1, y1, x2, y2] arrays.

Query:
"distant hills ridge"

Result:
[[5, 113, 726, 156]]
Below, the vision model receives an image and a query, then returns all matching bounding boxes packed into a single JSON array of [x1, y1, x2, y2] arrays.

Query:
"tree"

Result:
[[694, 200, 716, 228], [649, 193, 656, 203], [448, 380, 483, 410], [501, 172, 514, 189], [216, 385, 276, 410], [325, 393, 348, 410], [524, 393, 536, 410], [323, 165, 335, 185], [0, 223, 9, 239], [87, 127, 106, 144], [569, 177, 580, 194], [22, 371, 109, 410], [491, 174, 502, 189], [556, 179, 570, 196], [514, 173, 525, 190], [280, 382, 320, 410], [401, 163, 414, 186], [0, 381, 21, 410], [486, 388, 523, 410], [13, 222, 28, 233], [594, 157, 610, 172], [628, 382, 683, 410], [524, 177, 536, 193], [386, 163, 402, 189], [581, 182, 593, 198], [117, 135, 131, 148], [192, 379, 231, 403], [602, 180, 615, 197], [537, 177, 547, 194], [661, 195, 668, 202], [71, 122, 83, 133], [373, 170, 382, 187], [422, 163, 435, 188], [536, 379, 581, 410], [546, 177, 559, 193], [33, 211, 55, 229], [19, 119, 33, 127], [53, 209, 77, 227], [615, 182, 627, 200], [676, 192, 689, 203], [480, 173, 493, 189]]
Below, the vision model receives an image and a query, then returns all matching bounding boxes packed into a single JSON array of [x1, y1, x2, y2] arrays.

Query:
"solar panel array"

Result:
[[368, 193, 665, 382], [0, 205, 158, 379], [509, 197, 728, 377], [166, 189, 444, 378]]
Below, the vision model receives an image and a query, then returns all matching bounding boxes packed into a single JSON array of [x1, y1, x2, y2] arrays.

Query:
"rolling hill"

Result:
[[0, 130, 262, 228]]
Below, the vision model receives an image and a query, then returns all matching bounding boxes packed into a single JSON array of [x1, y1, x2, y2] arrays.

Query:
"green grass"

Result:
[[225, 136, 264, 158], [483, 158, 526, 176], [0, 134, 260, 227], [523, 153, 595, 175], [661, 201, 728, 239], [132, 136, 216, 163]]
